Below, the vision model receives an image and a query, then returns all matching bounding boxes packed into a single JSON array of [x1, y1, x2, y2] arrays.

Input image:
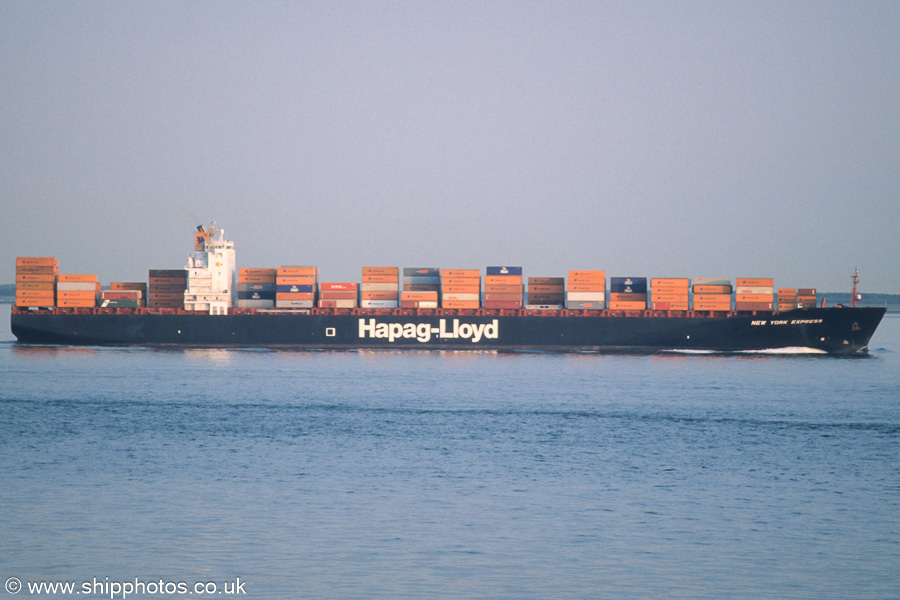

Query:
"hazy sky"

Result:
[[2, 1, 898, 293]]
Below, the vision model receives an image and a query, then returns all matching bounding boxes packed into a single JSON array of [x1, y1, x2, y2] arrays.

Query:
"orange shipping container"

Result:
[[277, 266, 318, 276], [362, 266, 399, 275], [485, 275, 522, 285], [16, 257, 58, 267], [484, 293, 522, 302], [528, 285, 565, 293], [319, 291, 357, 300], [442, 300, 480, 309], [15, 266, 58, 276], [609, 301, 647, 310], [56, 300, 96, 308], [567, 283, 605, 292], [321, 282, 358, 291], [736, 278, 774, 287], [442, 277, 481, 286], [651, 285, 691, 294], [568, 270, 605, 282], [736, 294, 775, 302], [692, 285, 731, 294], [442, 269, 480, 278], [651, 293, 690, 303], [276, 276, 317, 285], [609, 292, 647, 301], [651, 278, 690, 288], [361, 291, 400, 300], [16, 290, 55, 300], [57, 290, 96, 301], [483, 284, 521, 294], [362, 274, 400, 283], [57, 274, 98, 282], [275, 292, 315, 301], [401, 291, 439, 301], [652, 302, 690, 311], [110, 282, 147, 291], [239, 268, 277, 277], [442, 284, 481, 294], [239, 274, 277, 283], [16, 281, 55, 291], [16, 274, 56, 283]]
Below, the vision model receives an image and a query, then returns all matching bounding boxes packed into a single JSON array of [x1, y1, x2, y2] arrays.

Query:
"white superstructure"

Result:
[[184, 222, 236, 315]]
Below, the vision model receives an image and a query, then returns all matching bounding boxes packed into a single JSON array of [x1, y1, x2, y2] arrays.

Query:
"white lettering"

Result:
[[359, 318, 500, 343]]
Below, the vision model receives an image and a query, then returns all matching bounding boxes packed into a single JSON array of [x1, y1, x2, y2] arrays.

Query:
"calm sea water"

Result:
[[1, 304, 898, 600]]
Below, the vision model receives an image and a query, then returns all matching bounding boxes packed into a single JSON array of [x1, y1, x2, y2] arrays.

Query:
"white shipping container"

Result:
[[441, 293, 480, 301], [361, 300, 399, 309], [694, 277, 731, 286], [566, 292, 606, 301], [56, 282, 97, 291], [735, 287, 775, 295], [361, 282, 399, 292]]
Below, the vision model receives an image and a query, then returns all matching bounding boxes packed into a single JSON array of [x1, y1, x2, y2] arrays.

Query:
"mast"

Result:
[[851, 267, 859, 308]]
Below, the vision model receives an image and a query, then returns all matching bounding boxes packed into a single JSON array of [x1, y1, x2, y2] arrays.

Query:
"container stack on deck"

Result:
[[401, 268, 440, 309], [798, 288, 817, 308], [102, 282, 145, 308], [609, 277, 648, 310], [777, 288, 798, 312], [565, 270, 605, 310], [319, 283, 358, 309], [56, 274, 99, 308], [484, 267, 523, 309], [527, 277, 565, 309], [15, 257, 59, 308], [237, 268, 276, 309], [276, 266, 318, 309], [148, 270, 187, 309], [692, 278, 732, 312], [441, 269, 481, 310], [736, 278, 774, 312], [650, 278, 690, 311], [361, 267, 399, 309]]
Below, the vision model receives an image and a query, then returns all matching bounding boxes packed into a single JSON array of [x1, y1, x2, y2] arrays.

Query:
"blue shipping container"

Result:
[[486, 266, 523, 275]]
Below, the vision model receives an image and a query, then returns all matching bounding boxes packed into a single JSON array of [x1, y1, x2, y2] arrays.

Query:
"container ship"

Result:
[[10, 223, 885, 355]]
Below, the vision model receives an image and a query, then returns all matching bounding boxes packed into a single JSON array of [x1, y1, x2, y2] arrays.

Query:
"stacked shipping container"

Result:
[[57, 274, 99, 308], [402, 268, 440, 309], [15, 257, 59, 308], [361, 267, 399, 309], [276, 266, 318, 309], [736, 278, 774, 312], [692, 278, 732, 311], [101, 282, 145, 308], [527, 277, 565, 309], [777, 288, 798, 312], [441, 269, 481, 309], [798, 288, 817, 308], [650, 278, 690, 311], [484, 267, 523, 309], [609, 277, 648, 310], [566, 271, 605, 310], [238, 268, 276, 309], [319, 283, 358, 309], [148, 270, 187, 308]]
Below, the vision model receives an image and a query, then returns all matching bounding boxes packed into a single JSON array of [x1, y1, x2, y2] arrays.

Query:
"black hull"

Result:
[[10, 307, 886, 355]]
